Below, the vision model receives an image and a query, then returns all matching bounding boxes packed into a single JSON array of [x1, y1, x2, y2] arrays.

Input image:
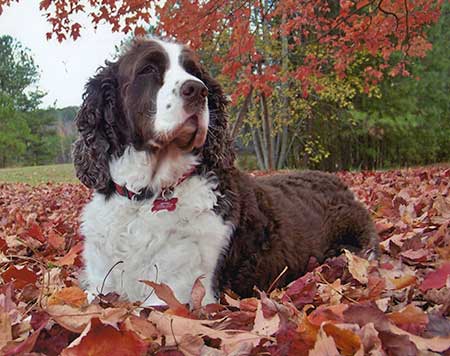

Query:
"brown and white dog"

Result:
[[74, 38, 378, 305]]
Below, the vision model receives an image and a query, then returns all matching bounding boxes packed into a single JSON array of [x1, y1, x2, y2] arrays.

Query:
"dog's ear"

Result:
[[73, 62, 123, 193], [200, 68, 235, 170]]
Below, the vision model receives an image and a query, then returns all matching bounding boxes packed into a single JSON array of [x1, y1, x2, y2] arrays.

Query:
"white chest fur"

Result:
[[80, 148, 232, 305]]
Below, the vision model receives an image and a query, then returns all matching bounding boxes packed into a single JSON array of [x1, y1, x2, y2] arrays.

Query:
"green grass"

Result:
[[0, 164, 78, 185]]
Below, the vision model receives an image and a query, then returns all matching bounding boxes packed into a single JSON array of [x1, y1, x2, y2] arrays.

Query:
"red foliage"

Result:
[[0, 166, 449, 353], [0, 0, 444, 101]]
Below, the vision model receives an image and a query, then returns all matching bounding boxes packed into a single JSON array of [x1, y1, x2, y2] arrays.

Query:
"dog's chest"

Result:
[[81, 176, 231, 304]]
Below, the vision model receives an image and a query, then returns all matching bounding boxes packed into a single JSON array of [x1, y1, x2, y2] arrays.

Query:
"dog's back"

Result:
[[216, 170, 378, 297], [258, 171, 377, 253]]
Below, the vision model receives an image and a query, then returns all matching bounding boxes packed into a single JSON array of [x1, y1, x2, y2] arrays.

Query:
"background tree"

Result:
[[1, 0, 446, 170], [0, 35, 44, 111], [0, 94, 30, 167], [0, 35, 67, 167]]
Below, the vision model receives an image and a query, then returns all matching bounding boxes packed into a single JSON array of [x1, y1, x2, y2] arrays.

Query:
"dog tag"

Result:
[[151, 197, 178, 213]]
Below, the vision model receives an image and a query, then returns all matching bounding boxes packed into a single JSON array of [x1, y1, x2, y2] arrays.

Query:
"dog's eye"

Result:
[[183, 60, 201, 78], [138, 64, 158, 76]]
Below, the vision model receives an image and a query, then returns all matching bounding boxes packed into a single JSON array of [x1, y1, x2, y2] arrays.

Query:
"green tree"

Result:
[[0, 35, 62, 167], [0, 35, 45, 111], [0, 94, 31, 167]]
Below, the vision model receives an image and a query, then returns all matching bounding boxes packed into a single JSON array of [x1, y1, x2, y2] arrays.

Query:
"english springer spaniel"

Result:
[[74, 38, 378, 305]]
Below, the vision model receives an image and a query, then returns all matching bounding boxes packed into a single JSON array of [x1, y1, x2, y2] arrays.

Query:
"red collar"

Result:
[[114, 166, 196, 205]]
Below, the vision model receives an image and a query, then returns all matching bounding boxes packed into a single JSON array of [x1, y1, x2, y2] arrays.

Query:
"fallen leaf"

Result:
[[390, 274, 417, 290], [140, 280, 190, 317], [344, 249, 369, 284], [1, 310, 48, 356], [1, 265, 37, 289], [323, 322, 362, 355], [27, 222, 45, 243], [424, 313, 450, 338], [54, 242, 83, 267], [420, 262, 450, 292], [48, 229, 65, 250], [61, 318, 148, 356], [344, 303, 390, 331], [309, 304, 348, 326], [123, 315, 160, 342], [389, 323, 450, 352], [148, 309, 267, 353], [47, 304, 128, 333], [0, 311, 12, 350], [378, 330, 418, 356], [400, 248, 430, 262], [48, 286, 87, 308], [388, 304, 429, 335], [282, 272, 317, 307], [190, 276, 205, 310], [309, 326, 340, 356], [252, 300, 280, 337], [357, 323, 384, 355]]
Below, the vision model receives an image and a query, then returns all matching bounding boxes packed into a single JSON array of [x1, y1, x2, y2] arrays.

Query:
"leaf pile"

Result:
[[0, 167, 449, 355]]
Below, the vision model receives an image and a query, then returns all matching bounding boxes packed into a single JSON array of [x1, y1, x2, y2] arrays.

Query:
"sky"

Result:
[[0, 1, 127, 108]]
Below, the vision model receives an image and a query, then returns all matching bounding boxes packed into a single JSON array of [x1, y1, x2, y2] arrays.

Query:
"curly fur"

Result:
[[73, 63, 129, 195]]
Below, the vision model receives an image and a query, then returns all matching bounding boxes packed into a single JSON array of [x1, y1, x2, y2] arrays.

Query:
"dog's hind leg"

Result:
[[323, 200, 379, 260]]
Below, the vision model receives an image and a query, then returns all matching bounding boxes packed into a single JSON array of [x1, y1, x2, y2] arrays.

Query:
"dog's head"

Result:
[[73, 38, 233, 193]]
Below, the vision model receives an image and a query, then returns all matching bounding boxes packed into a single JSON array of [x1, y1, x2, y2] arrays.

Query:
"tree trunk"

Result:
[[276, 9, 290, 169], [260, 92, 274, 169], [231, 86, 253, 140], [251, 127, 265, 169]]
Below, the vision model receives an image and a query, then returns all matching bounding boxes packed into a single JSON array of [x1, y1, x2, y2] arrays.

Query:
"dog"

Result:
[[73, 37, 378, 305]]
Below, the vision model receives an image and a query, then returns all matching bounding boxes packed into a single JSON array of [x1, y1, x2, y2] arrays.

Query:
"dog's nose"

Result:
[[180, 80, 208, 101]]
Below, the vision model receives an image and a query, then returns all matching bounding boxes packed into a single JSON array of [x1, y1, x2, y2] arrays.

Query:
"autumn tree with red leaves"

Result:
[[0, 0, 443, 169]]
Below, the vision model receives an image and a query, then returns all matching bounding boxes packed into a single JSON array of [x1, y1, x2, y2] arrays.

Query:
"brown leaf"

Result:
[[123, 315, 160, 342], [1, 312, 47, 356], [344, 249, 369, 284], [282, 272, 317, 307], [308, 304, 348, 326], [27, 222, 45, 243], [54, 242, 83, 266], [344, 303, 390, 331], [47, 304, 128, 333], [400, 248, 430, 263], [390, 274, 417, 290], [323, 323, 362, 355], [148, 309, 267, 353], [48, 286, 87, 308], [252, 300, 280, 337], [420, 262, 450, 292], [388, 304, 429, 335], [389, 323, 450, 353], [1, 265, 37, 289], [61, 318, 148, 356], [139, 280, 190, 317], [378, 330, 418, 356], [357, 323, 384, 355], [48, 229, 65, 250], [190, 276, 206, 310], [309, 327, 340, 356], [0, 311, 12, 350], [424, 313, 450, 338]]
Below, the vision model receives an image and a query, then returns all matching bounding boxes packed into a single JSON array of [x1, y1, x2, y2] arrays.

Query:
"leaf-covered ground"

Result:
[[0, 166, 449, 355]]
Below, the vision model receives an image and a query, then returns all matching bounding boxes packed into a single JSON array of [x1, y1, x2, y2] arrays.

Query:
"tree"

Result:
[[0, 94, 31, 167], [0, 35, 45, 111], [0, 35, 61, 167], [1, 0, 443, 169]]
